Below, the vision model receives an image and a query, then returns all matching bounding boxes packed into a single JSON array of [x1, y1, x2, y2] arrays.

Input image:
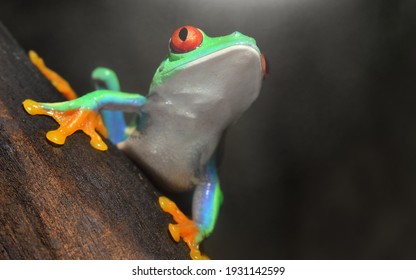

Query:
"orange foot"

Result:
[[23, 99, 108, 151], [159, 196, 209, 260]]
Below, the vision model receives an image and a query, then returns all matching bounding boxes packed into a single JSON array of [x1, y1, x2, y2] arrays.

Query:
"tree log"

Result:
[[0, 22, 189, 259]]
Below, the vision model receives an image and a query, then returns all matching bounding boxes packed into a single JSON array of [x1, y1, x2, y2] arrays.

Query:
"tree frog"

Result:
[[23, 26, 267, 259]]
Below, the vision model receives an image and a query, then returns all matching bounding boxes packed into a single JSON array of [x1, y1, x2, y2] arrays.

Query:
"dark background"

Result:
[[1, 0, 416, 259]]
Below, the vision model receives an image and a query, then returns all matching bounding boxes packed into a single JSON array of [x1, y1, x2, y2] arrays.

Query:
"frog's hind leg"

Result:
[[29, 50, 78, 100], [159, 159, 223, 260]]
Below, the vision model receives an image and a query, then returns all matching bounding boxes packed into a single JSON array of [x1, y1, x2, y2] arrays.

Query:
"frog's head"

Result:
[[150, 26, 267, 125]]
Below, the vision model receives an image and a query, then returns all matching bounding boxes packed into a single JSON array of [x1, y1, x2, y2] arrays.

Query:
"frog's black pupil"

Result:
[[179, 28, 188, 41]]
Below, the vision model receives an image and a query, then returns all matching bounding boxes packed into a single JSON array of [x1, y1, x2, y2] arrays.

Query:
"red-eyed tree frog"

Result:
[[23, 26, 267, 259]]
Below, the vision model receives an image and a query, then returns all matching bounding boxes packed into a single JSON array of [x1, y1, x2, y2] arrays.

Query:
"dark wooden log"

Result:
[[0, 22, 189, 259]]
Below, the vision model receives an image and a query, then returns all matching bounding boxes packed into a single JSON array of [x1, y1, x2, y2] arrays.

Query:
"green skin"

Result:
[[41, 30, 260, 116], [31, 27, 263, 256], [152, 30, 259, 87]]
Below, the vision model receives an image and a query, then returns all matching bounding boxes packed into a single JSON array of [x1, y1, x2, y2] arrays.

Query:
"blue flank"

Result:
[[194, 160, 224, 241]]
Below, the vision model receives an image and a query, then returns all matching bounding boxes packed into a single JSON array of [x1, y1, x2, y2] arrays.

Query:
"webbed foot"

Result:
[[23, 99, 108, 151], [159, 196, 209, 260]]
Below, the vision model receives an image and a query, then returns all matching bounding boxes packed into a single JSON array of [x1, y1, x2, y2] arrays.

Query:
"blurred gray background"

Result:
[[1, 0, 416, 259]]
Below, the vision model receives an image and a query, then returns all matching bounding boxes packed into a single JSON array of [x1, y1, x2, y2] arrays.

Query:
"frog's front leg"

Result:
[[23, 89, 146, 150], [159, 160, 223, 260]]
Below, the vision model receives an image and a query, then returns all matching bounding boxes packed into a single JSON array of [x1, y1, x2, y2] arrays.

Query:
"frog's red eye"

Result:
[[170, 26, 203, 53], [261, 53, 269, 79]]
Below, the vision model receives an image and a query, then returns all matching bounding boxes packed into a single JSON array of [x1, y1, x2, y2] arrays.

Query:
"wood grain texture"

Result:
[[0, 22, 189, 260]]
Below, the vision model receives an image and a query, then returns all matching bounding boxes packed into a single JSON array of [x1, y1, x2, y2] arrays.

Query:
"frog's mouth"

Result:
[[150, 43, 264, 112]]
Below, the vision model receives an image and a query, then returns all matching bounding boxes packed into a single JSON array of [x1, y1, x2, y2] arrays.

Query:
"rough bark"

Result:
[[0, 22, 189, 260]]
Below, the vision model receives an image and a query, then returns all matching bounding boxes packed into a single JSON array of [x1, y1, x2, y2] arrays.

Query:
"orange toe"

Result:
[[159, 196, 209, 260]]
